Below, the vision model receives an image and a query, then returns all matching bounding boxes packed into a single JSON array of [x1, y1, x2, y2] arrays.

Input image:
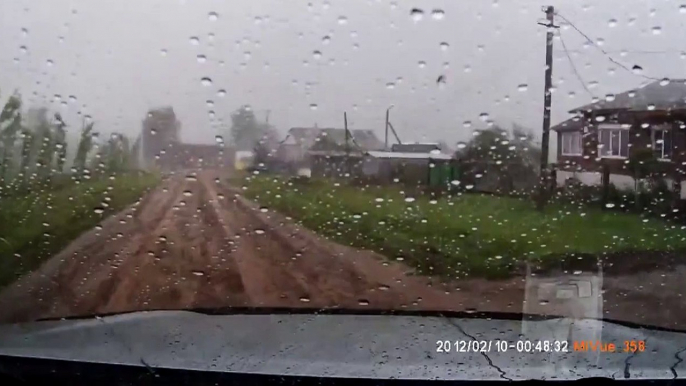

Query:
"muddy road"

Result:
[[0, 170, 524, 323], [0, 170, 683, 330]]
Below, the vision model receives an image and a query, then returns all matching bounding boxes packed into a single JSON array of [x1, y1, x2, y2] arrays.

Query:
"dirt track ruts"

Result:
[[2, 170, 685, 330], [0, 170, 526, 323]]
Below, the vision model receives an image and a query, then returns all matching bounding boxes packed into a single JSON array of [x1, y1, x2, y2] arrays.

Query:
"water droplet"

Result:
[[439, 42, 449, 51], [418, 61, 426, 69], [652, 26, 662, 35], [160, 49, 168, 56], [410, 8, 424, 21], [191, 270, 206, 276], [94, 207, 104, 214], [313, 50, 322, 60], [386, 82, 395, 89], [404, 197, 416, 203], [197, 54, 207, 63], [337, 16, 348, 25], [479, 112, 490, 121], [456, 142, 467, 149], [605, 94, 615, 102], [215, 135, 224, 144], [605, 202, 615, 208], [201, 77, 212, 86], [378, 284, 390, 291], [206, 100, 214, 108], [208, 12, 218, 21], [632, 65, 643, 74], [309, 103, 318, 110], [358, 299, 370, 306], [21, 28, 28, 37], [660, 78, 670, 86], [595, 116, 606, 122], [217, 89, 227, 97], [608, 19, 617, 27], [19, 46, 27, 54], [46, 59, 54, 67], [322, 35, 331, 45], [517, 84, 528, 92], [255, 229, 265, 235], [431, 9, 445, 20], [299, 296, 311, 303], [189, 36, 200, 45]]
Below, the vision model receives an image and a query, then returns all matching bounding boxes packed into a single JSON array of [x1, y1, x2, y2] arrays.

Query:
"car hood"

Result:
[[0, 311, 685, 381]]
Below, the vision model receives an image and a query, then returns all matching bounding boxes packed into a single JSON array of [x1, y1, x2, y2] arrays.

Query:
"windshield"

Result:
[[0, 0, 685, 379]]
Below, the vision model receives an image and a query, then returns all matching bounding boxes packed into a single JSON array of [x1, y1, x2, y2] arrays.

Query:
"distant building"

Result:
[[140, 107, 234, 171], [276, 127, 384, 169], [391, 143, 441, 153]]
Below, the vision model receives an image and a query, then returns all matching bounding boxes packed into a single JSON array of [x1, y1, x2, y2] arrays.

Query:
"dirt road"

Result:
[[1, 170, 684, 330], [0, 170, 525, 323]]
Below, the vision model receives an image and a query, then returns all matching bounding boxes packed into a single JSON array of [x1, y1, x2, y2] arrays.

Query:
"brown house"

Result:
[[553, 79, 686, 196]]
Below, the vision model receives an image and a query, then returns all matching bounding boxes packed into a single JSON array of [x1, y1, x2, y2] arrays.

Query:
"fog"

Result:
[[1, 0, 684, 150]]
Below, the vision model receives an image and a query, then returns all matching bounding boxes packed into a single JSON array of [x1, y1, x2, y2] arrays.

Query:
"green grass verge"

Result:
[[0, 172, 161, 288], [239, 176, 686, 279]]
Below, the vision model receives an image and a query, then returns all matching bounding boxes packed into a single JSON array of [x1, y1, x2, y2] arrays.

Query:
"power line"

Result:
[[557, 30, 595, 98], [554, 11, 663, 81]]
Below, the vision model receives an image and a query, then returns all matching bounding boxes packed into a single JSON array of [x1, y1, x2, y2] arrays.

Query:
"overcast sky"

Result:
[[1, 0, 685, 148]]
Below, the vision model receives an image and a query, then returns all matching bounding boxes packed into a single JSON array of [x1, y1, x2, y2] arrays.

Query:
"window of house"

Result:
[[561, 131, 582, 156], [598, 124, 629, 158], [651, 125, 672, 160]]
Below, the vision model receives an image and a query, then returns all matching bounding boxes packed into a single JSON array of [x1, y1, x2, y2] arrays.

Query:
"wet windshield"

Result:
[[0, 0, 685, 377]]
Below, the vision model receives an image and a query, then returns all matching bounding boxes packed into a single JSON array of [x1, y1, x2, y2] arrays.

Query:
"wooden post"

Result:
[[601, 163, 610, 208]]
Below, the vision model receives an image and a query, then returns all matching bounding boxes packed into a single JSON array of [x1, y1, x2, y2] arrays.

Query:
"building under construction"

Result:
[[139, 107, 234, 171]]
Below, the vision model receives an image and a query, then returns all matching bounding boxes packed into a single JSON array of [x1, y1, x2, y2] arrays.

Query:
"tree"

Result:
[[73, 121, 97, 173], [0, 92, 22, 182], [230, 105, 273, 151], [53, 113, 68, 174], [454, 124, 541, 194]]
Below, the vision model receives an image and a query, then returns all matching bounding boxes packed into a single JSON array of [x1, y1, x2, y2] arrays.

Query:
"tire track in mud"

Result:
[[0, 170, 527, 323]]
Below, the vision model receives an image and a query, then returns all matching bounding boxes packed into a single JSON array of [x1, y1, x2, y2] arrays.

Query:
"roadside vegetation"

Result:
[[240, 175, 686, 279], [0, 90, 159, 288]]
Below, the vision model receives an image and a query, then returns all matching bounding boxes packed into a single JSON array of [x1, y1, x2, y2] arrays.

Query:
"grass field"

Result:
[[239, 175, 686, 279], [0, 172, 160, 288]]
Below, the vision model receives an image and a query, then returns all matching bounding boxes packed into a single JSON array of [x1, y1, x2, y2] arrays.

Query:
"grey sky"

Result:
[[1, 0, 684, 149]]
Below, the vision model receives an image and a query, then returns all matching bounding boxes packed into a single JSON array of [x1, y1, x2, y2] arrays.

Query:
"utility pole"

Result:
[[536, 5, 556, 211], [344, 112, 350, 176], [385, 105, 394, 150]]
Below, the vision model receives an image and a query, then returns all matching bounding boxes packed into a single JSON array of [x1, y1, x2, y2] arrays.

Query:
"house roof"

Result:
[[391, 143, 441, 153], [551, 116, 585, 132], [366, 151, 452, 160], [284, 127, 384, 151], [570, 79, 686, 113]]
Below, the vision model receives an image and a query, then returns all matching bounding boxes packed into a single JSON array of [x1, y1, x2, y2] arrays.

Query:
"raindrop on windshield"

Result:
[[215, 135, 224, 144], [337, 16, 348, 25], [322, 35, 331, 44], [608, 19, 617, 27], [189, 36, 200, 45], [652, 26, 662, 35], [201, 77, 212, 86], [313, 50, 322, 60], [217, 89, 227, 97], [439, 42, 449, 51], [410, 8, 424, 22], [46, 59, 54, 67], [517, 84, 528, 92], [197, 54, 207, 63], [208, 12, 218, 21], [681, 5, 686, 13], [191, 270, 206, 276], [418, 61, 426, 68], [632, 65, 643, 74], [309, 103, 318, 110], [431, 9, 445, 20]]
